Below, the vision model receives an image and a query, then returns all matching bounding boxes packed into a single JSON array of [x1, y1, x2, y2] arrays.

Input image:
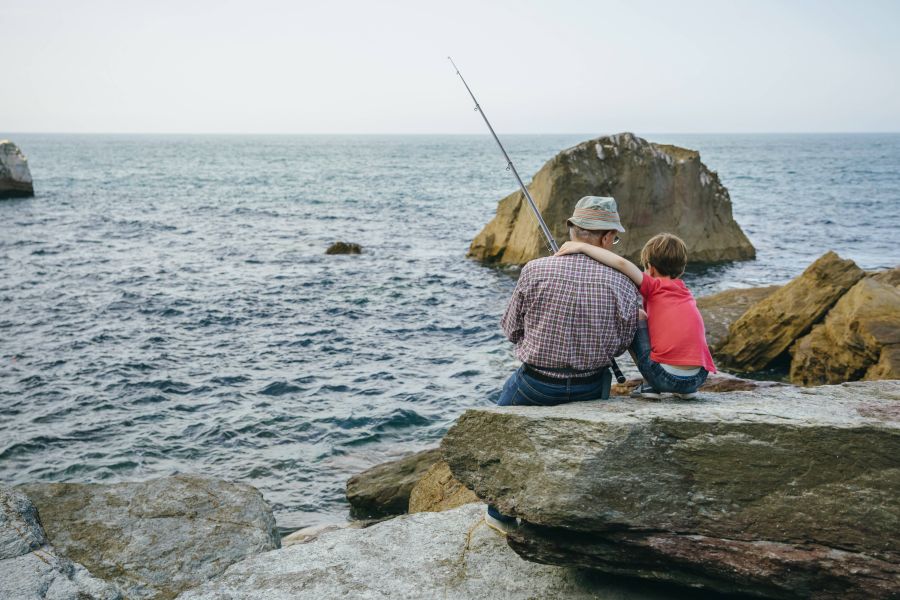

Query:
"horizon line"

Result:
[[3, 130, 900, 137]]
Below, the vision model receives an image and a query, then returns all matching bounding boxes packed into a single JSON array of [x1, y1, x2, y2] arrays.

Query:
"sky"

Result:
[[2, 0, 899, 134]]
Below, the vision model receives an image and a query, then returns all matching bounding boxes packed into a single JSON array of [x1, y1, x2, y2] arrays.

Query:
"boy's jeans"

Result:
[[490, 364, 611, 523], [631, 322, 708, 394]]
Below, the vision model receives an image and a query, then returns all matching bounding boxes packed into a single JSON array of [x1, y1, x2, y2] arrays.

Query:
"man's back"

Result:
[[501, 253, 641, 375]]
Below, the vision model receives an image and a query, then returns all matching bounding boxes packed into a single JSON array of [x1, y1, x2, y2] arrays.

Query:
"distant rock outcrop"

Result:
[[0, 140, 35, 199], [325, 241, 362, 255], [16, 475, 280, 600], [441, 381, 900, 599], [717, 251, 865, 372], [468, 133, 755, 266]]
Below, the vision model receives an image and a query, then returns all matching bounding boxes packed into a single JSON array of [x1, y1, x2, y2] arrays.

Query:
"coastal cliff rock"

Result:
[[1, 486, 121, 600], [408, 460, 479, 513], [177, 503, 679, 600], [717, 252, 865, 372], [790, 268, 900, 385], [0, 140, 35, 198], [441, 381, 900, 599], [346, 447, 441, 518], [468, 132, 755, 266], [695, 285, 781, 351], [16, 475, 280, 600]]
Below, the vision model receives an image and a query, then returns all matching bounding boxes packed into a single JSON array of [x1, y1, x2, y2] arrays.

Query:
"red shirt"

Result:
[[639, 274, 717, 373]]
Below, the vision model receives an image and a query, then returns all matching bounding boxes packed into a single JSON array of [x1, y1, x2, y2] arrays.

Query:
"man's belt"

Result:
[[523, 364, 608, 385]]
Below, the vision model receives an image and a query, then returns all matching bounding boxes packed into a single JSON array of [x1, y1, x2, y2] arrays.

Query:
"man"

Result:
[[486, 195, 641, 532]]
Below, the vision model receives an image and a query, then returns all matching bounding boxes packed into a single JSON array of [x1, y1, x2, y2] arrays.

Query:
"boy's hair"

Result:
[[640, 233, 687, 278]]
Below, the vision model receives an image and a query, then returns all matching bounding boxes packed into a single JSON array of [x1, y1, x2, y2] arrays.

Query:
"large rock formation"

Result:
[[790, 268, 900, 384], [177, 503, 680, 600], [717, 252, 865, 372], [346, 447, 441, 518], [16, 475, 280, 600], [441, 381, 900, 599], [468, 132, 755, 266], [0, 140, 35, 198], [1, 486, 121, 600]]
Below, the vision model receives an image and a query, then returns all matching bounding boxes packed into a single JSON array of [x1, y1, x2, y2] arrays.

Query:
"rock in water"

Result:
[[1, 486, 121, 600], [346, 447, 441, 518], [790, 268, 900, 385], [468, 132, 754, 266], [408, 460, 479, 513], [16, 475, 280, 600], [177, 504, 680, 600], [0, 140, 35, 198], [441, 381, 900, 599], [325, 241, 362, 254], [717, 251, 865, 372]]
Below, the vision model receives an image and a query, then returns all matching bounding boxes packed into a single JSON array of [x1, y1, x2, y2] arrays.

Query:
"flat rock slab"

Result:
[[16, 475, 280, 600], [442, 381, 900, 599], [177, 503, 704, 600], [1, 487, 121, 600]]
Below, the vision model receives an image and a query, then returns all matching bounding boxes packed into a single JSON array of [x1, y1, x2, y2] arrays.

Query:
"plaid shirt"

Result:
[[501, 254, 641, 377]]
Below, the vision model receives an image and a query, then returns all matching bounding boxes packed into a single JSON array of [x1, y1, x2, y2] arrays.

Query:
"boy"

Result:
[[556, 233, 715, 399]]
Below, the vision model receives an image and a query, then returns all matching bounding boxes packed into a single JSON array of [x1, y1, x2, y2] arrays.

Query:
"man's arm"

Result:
[[556, 241, 643, 286], [500, 267, 529, 343]]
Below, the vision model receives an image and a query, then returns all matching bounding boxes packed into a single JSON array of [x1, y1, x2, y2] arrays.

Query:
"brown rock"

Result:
[[790, 268, 900, 385], [717, 252, 865, 372], [696, 285, 781, 351], [408, 460, 479, 513], [345, 447, 441, 518], [468, 133, 755, 266], [326, 241, 362, 255]]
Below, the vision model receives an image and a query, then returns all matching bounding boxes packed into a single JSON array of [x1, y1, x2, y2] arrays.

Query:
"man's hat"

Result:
[[566, 196, 625, 232]]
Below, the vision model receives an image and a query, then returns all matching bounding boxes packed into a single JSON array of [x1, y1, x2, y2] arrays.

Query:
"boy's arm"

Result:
[[555, 241, 643, 286]]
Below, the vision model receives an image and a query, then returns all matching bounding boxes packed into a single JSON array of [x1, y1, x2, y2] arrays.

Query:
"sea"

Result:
[[1, 133, 898, 531]]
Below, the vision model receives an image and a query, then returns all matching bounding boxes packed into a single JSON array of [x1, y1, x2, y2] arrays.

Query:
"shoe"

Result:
[[673, 391, 698, 400], [485, 507, 518, 535], [630, 382, 661, 400]]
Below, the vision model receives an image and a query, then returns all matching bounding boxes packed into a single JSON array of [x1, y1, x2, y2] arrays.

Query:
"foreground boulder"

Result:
[[790, 268, 900, 384], [468, 132, 754, 266], [0, 140, 35, 198], [717, 251, 865, 372], [0, 487, 120, 600], [16, 475, 280, 600], [346, 447, 441, 518], [178, 503, 682, 600], [442, 381, 900, 599]]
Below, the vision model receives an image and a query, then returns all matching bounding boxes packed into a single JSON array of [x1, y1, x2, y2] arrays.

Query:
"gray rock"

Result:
[[468, 132, 755, 266], [0, 139, 35, 198], [177, 503, 691, 600], [346, 447, 442, 518], [16, 474, 280, 600], [441, 381, 900, 599], [1, 487, 121, 600]]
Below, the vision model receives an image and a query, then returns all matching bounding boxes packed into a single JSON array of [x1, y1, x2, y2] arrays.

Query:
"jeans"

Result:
[[631, 322, 708, 394], [497, 365, 611, 406], [489, 364, 611, 523]]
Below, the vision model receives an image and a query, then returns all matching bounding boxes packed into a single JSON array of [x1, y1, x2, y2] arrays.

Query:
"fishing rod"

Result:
[[449, 57, 626, 384]]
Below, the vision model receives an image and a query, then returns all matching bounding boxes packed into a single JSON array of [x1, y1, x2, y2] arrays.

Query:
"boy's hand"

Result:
[[554, 241, 585, 257]]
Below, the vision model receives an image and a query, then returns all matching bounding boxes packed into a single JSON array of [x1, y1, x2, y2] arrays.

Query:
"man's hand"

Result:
[[555, 241, 586, 256]]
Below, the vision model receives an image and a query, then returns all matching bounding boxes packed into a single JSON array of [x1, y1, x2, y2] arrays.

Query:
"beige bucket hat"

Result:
[[566, 196, 625, 232]]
